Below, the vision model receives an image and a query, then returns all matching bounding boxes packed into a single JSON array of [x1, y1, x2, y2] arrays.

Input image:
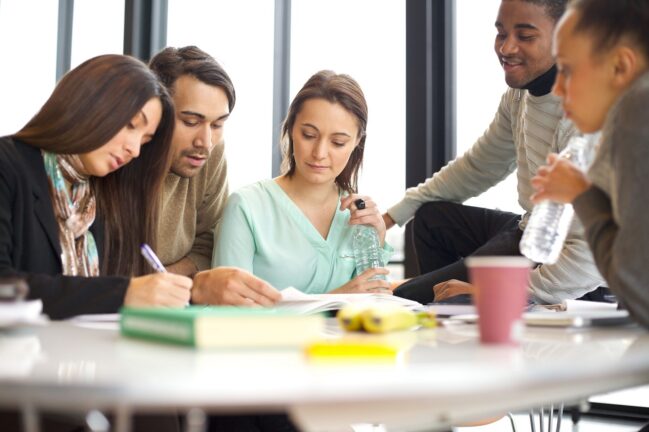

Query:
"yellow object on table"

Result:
[[305, 339, 400, 359], [304, 331, 419, 363], [337, 304, 436, 333]]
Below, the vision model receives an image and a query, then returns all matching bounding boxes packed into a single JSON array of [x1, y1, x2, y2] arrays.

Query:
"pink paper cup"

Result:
[[465, 256, 531, 345]]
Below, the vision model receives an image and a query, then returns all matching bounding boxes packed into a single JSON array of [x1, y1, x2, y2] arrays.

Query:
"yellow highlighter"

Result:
[[304, 331, 419, 364], [305, 339, 399, 359]]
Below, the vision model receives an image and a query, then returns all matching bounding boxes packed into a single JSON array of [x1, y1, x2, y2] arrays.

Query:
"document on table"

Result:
[[425, 304, 476, 317], [68, 313, 120, 330], [276, 287, 423, 314], [0, 300, 47, 328], [521, 309, 632, 328], [448, 307, 632, 328]]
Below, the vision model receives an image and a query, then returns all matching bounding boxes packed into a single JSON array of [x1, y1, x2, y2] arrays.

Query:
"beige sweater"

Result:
[[387, 88, 605, 303], [157, 143, 228, 272]]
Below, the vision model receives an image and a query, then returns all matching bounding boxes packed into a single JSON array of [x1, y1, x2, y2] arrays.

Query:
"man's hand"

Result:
[[192, 267, 281, 306], [433, 279, 475, 302], [382, 212, 396, 230]]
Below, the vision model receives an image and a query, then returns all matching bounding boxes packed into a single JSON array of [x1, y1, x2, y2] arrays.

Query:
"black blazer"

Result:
[[0, 137, 129, 319]]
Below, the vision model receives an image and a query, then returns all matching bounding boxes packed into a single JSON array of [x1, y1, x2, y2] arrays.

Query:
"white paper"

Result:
[[0, 300, 46, 327], [562, 299, 618, 311], [68, 313, 120, 330], [277, 287, 422, 314]]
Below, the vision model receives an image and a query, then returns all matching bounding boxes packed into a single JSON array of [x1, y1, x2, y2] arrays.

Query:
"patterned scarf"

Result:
[[42, 151, 100, 276]]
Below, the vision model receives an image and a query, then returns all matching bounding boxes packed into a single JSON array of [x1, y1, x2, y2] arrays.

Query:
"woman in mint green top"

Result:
[[213, 179, 392, 293], [213, 70, 392, 294]]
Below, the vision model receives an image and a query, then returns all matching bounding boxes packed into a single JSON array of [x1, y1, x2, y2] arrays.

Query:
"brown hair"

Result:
[[281, 70, 368, 194], [569, 0, 649, 61], [149, 45, 236, 112], [14, 54, 174, 277]]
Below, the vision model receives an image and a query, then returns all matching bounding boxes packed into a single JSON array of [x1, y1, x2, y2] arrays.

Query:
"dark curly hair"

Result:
[[521, 0, 569, 22]]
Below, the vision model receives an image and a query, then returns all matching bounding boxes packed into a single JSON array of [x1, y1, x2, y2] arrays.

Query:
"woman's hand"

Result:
[[330, 268, 392, 294], [340, 194, 387, 246], [433, 279, 475, 302], [530, 153, 591, 204], [124, 273, 193, 307]]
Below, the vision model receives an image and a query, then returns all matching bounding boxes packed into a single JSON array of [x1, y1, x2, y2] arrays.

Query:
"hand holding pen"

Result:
[[121, 244, 193, 308]]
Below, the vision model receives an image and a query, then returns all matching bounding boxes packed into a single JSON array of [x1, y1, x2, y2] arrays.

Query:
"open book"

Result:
[[276, 287, 423, 315]]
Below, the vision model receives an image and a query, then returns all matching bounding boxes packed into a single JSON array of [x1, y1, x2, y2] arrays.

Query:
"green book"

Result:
[[120, 306, 325, 348]]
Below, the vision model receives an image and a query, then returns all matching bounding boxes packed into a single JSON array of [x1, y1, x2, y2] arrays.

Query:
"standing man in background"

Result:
[[384, 0, 605, 305], [149, 46, 281, 307]]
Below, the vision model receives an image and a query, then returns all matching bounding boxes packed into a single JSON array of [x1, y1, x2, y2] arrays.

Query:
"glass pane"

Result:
[[290, 0, 406, 258], [455, 0, 522, 213], [0, 0, 58, 136], [70, 0, 125, 68], [167, 0, 274, 193]]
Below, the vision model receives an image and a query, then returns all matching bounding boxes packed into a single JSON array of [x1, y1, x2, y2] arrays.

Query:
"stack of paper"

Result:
[[0, 300, 46, 328], [524, 300, 629, 327]]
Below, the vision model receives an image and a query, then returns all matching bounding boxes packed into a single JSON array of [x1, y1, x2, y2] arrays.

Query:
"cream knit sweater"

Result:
[[156, 143, 228, 272]]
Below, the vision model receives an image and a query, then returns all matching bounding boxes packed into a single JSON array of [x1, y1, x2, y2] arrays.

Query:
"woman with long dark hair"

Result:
[[0, 54, 192, 319]]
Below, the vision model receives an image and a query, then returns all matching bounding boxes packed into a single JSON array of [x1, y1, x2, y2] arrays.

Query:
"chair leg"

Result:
[[85, 410, 110, 432], [21, 404, 39, 432], [555, 404, 564, 432], [184, 408, 207, 432], [571, 407, 581, 425], [506, 412, 517, 432], [529, 403, 565, 432]]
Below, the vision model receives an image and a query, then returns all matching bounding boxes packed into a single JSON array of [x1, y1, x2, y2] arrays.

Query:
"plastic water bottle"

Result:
[[352, 225, 387, 281], [520, 135, 595, 264]]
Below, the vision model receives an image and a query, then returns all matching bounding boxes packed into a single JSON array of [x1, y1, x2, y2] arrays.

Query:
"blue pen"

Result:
[[140, 243, 167, 273]]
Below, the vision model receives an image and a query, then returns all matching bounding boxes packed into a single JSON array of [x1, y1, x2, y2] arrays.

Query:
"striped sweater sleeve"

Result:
[[387, 90, 518, 226]]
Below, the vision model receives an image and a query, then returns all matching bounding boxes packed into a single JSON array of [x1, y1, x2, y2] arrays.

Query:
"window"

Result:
[[167, 0, 275, 193], [0, 0, 58, 136], [70, 1, 125, 69], [455, 0, 521, 214]]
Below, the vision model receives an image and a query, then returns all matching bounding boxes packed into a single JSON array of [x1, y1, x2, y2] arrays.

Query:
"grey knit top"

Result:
[[574, 71, 649, 328]]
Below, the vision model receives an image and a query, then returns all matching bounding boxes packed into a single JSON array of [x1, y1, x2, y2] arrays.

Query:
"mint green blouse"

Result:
[[212, 179, 393, 294]]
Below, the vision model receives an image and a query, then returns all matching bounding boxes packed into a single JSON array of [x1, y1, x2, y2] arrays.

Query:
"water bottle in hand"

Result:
[[351, 198, 387, 281], [520, 134, 595, 264]]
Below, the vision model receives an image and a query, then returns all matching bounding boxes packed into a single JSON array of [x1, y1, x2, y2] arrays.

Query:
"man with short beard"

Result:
[[150, 46, 281, 307], [385, 0, 606, 305]]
